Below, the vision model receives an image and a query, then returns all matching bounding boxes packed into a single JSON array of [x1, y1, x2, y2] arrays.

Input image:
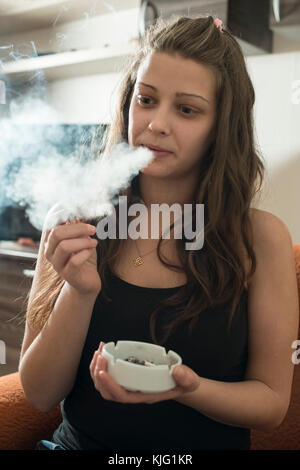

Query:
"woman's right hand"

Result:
[[44, 219, 101, 296]]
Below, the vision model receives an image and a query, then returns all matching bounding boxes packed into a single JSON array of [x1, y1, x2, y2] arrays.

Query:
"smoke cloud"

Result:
[[0, 96, 154, 234], [0, 3, 155, 236]]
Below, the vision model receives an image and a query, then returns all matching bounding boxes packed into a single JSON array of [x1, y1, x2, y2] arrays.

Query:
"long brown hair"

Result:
[[25, 15, 264, 344]]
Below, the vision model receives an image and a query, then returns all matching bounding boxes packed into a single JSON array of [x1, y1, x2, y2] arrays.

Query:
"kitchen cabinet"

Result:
[[0, 0, 138, 35], [0, 1, 140, 82], [2, 42, 138, 82], [0, 242, 38, 377]]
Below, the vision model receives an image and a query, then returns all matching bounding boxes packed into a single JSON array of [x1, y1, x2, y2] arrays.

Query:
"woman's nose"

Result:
[[148, 108, 171, 135]]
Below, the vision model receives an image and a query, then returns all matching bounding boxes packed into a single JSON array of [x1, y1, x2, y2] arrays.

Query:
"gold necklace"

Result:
[[133, 239, 158, 267]]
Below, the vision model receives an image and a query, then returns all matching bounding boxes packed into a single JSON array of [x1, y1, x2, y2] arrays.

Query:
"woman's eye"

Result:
[[180, 106, 196, 115], [137, 96, 197, 115], [137, 96, 152, 105]]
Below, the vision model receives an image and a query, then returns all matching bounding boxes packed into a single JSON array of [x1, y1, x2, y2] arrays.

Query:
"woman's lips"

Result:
[[143, 145, 173, 157], [152, 150, 172, 157]]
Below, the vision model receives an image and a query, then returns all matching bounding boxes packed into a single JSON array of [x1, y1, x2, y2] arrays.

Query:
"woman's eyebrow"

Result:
[[137, 81, 210, 104]]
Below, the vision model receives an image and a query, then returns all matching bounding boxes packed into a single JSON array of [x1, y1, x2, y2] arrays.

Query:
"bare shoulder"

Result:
[[239, 209, 292, 289], [248, 208, 295, 287], [249, 208, 293, 251], [249, 207, 291, 235]]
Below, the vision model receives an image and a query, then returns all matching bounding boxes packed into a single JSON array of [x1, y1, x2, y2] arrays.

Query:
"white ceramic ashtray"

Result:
[[101, 340, 182, 393]]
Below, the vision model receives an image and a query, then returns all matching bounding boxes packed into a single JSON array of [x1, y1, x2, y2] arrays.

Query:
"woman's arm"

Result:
[[174, 210, 299, 432], [174, 376, 283, 432], [19, 283, 99, 413]]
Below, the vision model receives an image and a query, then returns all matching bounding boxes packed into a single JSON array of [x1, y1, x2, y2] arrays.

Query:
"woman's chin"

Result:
[[140, 165, 172, 178]]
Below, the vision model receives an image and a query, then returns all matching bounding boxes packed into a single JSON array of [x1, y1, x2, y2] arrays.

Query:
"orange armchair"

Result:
[[0, 246, 299, 451]]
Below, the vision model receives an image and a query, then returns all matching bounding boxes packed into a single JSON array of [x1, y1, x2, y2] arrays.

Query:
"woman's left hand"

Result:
[[90, 342, 200, 404]]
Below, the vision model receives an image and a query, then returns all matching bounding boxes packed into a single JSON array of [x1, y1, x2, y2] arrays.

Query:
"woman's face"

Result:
[[128, 52, 217, 179]]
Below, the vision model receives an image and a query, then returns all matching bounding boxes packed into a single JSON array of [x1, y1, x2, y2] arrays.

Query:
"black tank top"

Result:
[[52, 250, 250, 450]]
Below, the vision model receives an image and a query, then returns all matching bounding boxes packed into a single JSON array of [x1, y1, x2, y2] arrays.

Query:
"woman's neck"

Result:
[[138, 173, 198, 209]]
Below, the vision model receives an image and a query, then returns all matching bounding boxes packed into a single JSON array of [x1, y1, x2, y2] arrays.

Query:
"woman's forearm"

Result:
[[19, 282, 99, 412], [174, 377, 285, 432]]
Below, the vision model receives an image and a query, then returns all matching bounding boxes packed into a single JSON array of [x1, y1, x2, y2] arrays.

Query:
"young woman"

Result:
[[19, 16, 299, 450]]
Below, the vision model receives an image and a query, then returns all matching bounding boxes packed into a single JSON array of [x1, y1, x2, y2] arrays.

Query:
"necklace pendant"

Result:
[[134, 256, 144, 267]]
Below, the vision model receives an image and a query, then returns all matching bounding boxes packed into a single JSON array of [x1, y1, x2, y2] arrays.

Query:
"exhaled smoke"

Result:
[[0, 92, 154, 233], [0, 6, 156, 237], [4, 133, 154, 232]]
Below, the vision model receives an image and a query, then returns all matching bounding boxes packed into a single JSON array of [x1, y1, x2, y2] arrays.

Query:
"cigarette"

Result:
[[144, 361, 156, 367], [125, 356, 156, 367]]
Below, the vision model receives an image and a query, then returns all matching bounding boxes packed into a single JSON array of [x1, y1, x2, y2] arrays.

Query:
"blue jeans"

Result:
[[35, 440, 66, 450]]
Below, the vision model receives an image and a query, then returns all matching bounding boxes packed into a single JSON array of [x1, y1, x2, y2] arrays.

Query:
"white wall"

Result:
[[0, 6, 140, 53], [46, 72, 121, 124], [246, 51, 300, 243]]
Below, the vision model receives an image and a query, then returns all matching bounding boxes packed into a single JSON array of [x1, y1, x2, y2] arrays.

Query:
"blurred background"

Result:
[[0, 0, 299, 375]]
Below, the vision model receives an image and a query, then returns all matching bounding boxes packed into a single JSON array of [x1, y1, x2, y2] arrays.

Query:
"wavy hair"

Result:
[[25, 15, 265, 345]]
